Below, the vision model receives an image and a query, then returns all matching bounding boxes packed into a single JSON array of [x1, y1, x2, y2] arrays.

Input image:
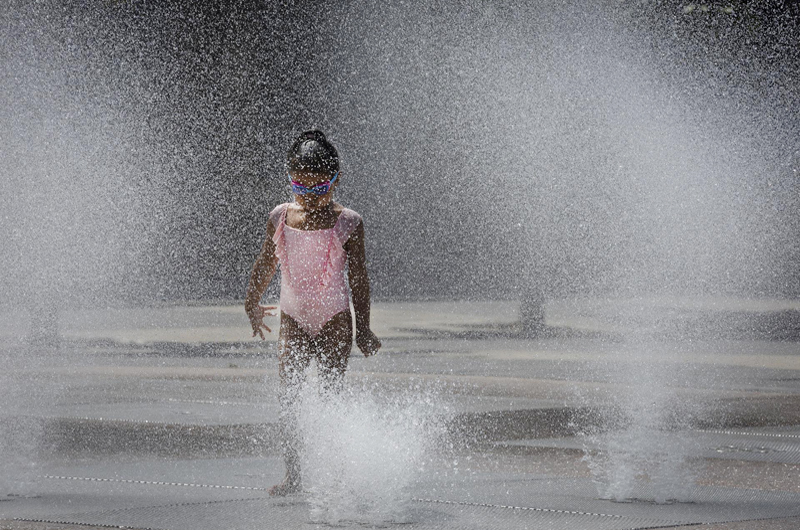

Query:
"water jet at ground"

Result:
[[294, 375, 448, 525]]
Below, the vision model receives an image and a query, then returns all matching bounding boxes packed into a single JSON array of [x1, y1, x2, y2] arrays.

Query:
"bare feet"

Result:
[[269, 474, 302, 496]]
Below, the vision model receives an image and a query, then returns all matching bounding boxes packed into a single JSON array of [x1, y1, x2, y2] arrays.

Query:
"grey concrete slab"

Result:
[[40, 456, 282, 491], [415, 474, 800, 524], [18, 497, 685, 530], [501, 426, 800, 465], [0, 458, 279, 521], [7, 466, 800, 529], [41, 400, 279, 426]]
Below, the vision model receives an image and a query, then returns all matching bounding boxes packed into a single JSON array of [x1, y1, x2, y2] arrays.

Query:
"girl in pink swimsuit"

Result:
[[245, 130, 381, 496]]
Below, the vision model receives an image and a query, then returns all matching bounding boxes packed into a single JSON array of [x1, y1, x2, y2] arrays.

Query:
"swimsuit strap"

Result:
[[333, 208, 363, 246], [268, 202, 289, 232], [270, 203, 290, 283]]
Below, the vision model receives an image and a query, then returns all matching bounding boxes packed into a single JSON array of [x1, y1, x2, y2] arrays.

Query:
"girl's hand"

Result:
[[356, 329, 381, 357], [248, 304, 277, 340]]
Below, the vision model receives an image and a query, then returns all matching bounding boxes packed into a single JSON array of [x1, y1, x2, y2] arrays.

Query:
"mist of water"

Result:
[[3, 1, 795, 301], [322, 1, 797, 300]]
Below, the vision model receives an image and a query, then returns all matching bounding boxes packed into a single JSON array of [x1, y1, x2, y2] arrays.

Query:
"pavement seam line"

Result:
[[41, 475, 268, 491], [412, 497, 625, 518], [12, 496, 269, 530], [35, 479, 653, 522], [167, 398, 260, 406], [13, 517, 145, 529], [697, 429, 800, 440]]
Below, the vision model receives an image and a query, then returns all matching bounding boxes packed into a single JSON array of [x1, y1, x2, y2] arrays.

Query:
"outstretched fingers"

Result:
[[250, 305, 276, 340], [251, 305, 277, 340], [252, 321, 272, 340], [260, 304, 278, 317]]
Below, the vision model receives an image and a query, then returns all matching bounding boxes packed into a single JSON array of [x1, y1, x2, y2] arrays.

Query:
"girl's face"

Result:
[[289, 169, 338, 211]]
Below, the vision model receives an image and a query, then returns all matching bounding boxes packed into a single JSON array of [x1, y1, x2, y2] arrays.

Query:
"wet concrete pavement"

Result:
[[1, 299, 799, 529]]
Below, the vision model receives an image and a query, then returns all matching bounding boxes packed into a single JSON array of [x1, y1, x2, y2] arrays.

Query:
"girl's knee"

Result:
[[319, 367, 345, 393], [279, 341, 312, 375]]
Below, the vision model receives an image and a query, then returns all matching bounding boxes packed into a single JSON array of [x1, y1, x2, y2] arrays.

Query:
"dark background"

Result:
[[1, 0, 798, 305]]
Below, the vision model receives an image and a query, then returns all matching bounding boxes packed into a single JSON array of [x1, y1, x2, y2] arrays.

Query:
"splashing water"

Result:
[[583, 411, 702, 504], [579, 333, 707, 504], [293, 374, 447, 525]]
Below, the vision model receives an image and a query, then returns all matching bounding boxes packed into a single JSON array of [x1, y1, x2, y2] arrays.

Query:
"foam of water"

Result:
[[579, 338, 706, 504], [0, 415, 42, 496], [584, 421, 702, 504], [0, 345, 58, 496], [293, 374, 447, 526]]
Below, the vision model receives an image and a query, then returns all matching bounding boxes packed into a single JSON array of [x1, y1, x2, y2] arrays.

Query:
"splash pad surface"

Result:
[[1, 300, 799, 529], [11, 452, 800, 530]]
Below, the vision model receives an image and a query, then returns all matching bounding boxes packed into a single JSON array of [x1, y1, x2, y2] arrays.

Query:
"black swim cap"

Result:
[[287, 130, 339, 174]]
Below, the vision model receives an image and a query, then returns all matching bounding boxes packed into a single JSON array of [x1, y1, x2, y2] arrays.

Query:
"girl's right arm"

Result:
[[245, 222, 278, 339]]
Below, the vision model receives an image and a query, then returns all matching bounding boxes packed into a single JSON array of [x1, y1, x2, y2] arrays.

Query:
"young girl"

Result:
[[245, 130, 381, 496]]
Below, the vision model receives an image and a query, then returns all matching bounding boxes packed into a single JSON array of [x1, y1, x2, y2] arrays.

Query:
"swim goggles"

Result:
[[288, 171, 338, 196]]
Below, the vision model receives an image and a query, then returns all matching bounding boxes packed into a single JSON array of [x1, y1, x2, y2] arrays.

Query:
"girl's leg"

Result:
[[312, 310, 353, 394], [271, 312, 313, 496]]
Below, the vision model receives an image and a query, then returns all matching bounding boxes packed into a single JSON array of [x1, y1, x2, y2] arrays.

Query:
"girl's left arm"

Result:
[[345, 221, 381, 356]]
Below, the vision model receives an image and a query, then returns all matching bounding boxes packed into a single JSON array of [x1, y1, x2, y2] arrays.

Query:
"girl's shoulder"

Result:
[[332, 203, 363, 244], [333, 203, 362, 224], [270, 202, 291, 216], [268, 202, 291, 227]]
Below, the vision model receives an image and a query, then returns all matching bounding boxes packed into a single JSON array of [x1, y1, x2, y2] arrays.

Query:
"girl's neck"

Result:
[[289, 201, 339, 230], [302, 201, 333, 211], [297, 201, 334, 216]]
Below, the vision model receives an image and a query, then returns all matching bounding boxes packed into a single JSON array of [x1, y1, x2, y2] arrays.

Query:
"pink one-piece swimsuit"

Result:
[[269, 203, 362, 337]]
